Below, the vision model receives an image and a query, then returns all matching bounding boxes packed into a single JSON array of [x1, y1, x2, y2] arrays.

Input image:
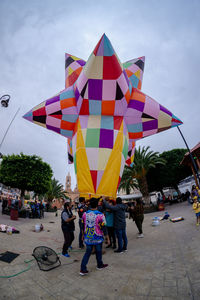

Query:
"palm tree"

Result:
[[118, 167, 138, 194], [45, 178, 68, 204], [119, 146, 166, 205]]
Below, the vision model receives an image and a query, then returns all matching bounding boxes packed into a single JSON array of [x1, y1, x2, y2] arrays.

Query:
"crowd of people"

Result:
[[60, 196, 144, 276]]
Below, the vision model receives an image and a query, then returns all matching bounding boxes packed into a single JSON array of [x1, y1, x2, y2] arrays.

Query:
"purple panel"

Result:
[[46, 95, 60, 106], [128, 100, 144, 112], [160, 105, 172, 116], [123, 70, 129, 86], [143, 119, 158, 131], [88, 79, 103, 100], [46, 124, 60, 134], [99, 129, 113, 149], [77, 60, 86, 66], [96, 39, 104, 56], [75, 87, 80, 102]]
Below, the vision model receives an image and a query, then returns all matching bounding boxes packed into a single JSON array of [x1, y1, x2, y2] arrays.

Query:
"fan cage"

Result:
[[32, 246, 61, 271]]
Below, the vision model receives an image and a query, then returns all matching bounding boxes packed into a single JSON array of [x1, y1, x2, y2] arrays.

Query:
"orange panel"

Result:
[[133, 89, 146, 103], [129, 132, 143, 139], [125, 69, 133, 77], [61, 120, 75, 130], [102, 101, 115, 115], [60, 98, 76, 109]]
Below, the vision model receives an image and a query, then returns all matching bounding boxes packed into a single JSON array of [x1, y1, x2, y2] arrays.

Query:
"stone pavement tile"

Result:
[[192, 282, 200, 300], [152, 278, 164, 287], [164, 280, 176, 287], [135, 280, 151, 296], [0, 287, 15, 300], [147, 297, 162, 300], [52, 286, 88, 300], [149, 287, 178, 297]]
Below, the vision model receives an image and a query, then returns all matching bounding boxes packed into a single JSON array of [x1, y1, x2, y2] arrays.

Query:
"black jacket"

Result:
[[103, 200, 126, 230]]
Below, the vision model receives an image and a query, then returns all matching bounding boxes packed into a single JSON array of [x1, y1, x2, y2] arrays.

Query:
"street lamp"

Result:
[[0, 95, 10, 108]]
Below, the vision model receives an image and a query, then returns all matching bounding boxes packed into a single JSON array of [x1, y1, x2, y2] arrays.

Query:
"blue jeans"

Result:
[[115, 228, 128, 251], [79, 219, 84, 248], [81, 243, 103, 271]]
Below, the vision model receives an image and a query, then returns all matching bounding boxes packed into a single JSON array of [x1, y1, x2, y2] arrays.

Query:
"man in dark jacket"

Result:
[[103, 197, 128, 253], [77, 197, 86, 249], [61, 202, 76, 257]]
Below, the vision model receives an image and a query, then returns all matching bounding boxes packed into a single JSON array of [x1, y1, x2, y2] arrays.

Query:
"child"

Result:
[[192, 196, 200, 226]]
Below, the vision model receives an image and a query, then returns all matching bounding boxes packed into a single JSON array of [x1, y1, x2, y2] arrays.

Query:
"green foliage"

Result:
[[147, 148, 192, 192], [24, 194, 30, 200], [0, 153, 53, 196], [45, 178, 67, 203], [119, 146, 166, 200]]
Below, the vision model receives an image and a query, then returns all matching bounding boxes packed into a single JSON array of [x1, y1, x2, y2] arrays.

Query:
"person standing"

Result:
[[61, 202, 76, 257], [132, 199, 144, 238], [105, 200, 116, 249], [192, 196, 200, 226], [2, 198, 8, 214], [103, 197, 128, 253], [77, 197, 86, 249], [80, 198, 108, 276]]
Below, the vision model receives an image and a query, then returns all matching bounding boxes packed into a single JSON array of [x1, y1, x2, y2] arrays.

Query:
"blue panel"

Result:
[[103, 35, 114, 56], [62, 114, 78, 122], [60, 129, 73, 137], [89, 100, 102, 115], [127, 123, 143, 133], [101, 116, 113, 129], [130, 74, 139, 88], [60, 89, 74, 100]]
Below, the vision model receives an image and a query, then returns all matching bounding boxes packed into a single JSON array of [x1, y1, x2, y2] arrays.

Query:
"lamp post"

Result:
[[0, 94, 20, 156], [177, 126, 200, 186]]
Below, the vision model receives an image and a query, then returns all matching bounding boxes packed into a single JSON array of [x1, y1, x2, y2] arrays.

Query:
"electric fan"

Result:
[[32, 246, 61, 271]]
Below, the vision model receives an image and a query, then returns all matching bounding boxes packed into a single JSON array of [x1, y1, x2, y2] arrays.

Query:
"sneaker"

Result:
[[137, 234, 144, 238], [62, 253, 70, 258], [96, 264, 108, 270], [68, 246, 72, 250], [79, 270, 89, 276], [114, 249, 124, 253], [123, 248, 128, 252]]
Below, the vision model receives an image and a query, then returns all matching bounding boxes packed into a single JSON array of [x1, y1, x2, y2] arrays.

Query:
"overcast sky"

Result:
[[0, 0, 200, 189]]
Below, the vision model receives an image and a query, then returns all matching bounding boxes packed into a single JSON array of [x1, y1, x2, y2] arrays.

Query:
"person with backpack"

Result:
[[61, 202, 76, 257]]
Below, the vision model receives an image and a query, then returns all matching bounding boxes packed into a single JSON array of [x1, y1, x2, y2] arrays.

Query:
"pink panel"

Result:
[[62, 106, 78, 115], [46, 116, 61, 128], [79, 115, 89, 129], [143, 129, 157, 137], [46, 101, 61, 115], [102, 80, 116, 100], [117, 72, 129, 94], [96, 170, 104, 190], [143, 96, 160, 119]]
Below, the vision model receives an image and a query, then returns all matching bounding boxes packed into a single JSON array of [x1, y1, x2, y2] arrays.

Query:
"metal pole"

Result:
[[0, 107, 21, 151], [177, 126, 200, 186]]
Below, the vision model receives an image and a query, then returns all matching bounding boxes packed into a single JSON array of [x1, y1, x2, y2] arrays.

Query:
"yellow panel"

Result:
[[158, 111, 172, 128], [97, 148, 112, 170], [71, 55, 81, 61], [76, 119, 95, 194], [32, 101, 46, 111], [96, 122, 124, 198], [33, 121, 46, 128], [135, 70, 141, 79], [84, 54, 103, 79], [68, 67, 74, 75]]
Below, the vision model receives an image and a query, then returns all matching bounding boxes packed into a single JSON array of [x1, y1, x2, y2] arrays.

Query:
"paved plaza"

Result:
[[0, 202, 200, 300]]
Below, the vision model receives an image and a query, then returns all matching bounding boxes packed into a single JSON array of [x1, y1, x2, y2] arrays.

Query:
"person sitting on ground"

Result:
[[80, 197, 109, 276], [103, 197, 128, 253], [132, 199, 144, 238], [192, 196, 200, 226], [105, 199, 116, 249], [61, 202, 76, 257], [77, 197, 86, 249]]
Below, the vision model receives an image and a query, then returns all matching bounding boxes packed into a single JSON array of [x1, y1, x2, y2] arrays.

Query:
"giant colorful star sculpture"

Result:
[[23, 34, 182, 198]]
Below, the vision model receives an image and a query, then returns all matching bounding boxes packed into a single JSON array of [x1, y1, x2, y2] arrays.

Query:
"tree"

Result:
[[45, 178, 67, 203], [118, 167, 138, 194], [119, 146, 166, 204], [147, 148, 192, 193], [0, 153, 53, 202]]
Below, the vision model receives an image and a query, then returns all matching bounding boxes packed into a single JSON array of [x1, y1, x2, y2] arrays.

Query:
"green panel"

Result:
[[85, 128, 100, 148], [122, 137, 129, 159]]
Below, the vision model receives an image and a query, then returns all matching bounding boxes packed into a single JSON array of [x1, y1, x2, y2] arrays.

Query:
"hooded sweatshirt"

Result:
[[103, 200, 126, 230]]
